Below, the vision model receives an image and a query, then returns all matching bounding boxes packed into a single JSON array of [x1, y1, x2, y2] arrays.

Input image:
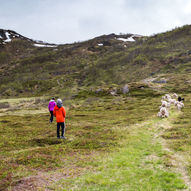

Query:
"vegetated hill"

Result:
[[0, 25, 191, 97]]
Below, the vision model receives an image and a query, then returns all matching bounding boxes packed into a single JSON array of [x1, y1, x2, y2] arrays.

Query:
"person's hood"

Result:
[[50, 99, 55, 102], [57, 99, 63, 108]]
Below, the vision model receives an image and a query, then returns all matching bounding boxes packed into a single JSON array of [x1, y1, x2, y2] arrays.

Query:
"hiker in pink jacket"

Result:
[[48, 98, 56, 123]]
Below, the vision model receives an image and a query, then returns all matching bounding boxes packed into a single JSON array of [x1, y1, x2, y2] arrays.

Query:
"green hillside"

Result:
[[1, 25, 191, 98]]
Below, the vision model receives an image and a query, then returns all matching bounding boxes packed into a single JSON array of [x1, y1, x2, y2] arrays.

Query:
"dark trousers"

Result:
[[50, 111, 54, 122], [57, 122, 65, 138]]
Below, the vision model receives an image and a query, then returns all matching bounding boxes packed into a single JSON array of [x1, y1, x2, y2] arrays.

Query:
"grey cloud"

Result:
[[0, 0, 190, 43]]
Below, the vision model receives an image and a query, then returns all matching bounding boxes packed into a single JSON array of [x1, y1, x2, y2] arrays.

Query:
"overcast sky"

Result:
[[0, 0, 191, 44]]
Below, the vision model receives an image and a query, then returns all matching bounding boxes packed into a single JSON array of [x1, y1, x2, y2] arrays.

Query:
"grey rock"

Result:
[[110, 89, 117, 96], [122, 85, 129, 94]]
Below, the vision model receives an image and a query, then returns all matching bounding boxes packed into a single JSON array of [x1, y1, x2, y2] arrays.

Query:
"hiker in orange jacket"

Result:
[[53, 99, 66, 139]]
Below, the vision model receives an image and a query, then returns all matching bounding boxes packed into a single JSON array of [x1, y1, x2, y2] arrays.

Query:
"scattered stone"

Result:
[[121, 84, 129, 94], [110, 89, 117, 96]]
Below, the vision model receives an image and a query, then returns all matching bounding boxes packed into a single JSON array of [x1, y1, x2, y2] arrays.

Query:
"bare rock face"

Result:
[[122, 84, 129, 94]]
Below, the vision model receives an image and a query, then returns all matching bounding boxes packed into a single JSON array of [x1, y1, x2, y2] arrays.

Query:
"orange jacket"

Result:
[[53, 106, 66, 123]]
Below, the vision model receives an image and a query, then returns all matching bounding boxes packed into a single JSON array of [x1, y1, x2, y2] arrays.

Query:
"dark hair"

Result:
[[52, 97, 55, 100]]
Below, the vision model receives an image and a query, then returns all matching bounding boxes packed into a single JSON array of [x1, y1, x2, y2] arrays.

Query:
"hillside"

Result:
[[1, 25, 191, 98]]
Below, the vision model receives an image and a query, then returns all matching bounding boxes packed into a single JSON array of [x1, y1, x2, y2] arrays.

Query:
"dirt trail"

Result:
[[152, 112, 191, 191]]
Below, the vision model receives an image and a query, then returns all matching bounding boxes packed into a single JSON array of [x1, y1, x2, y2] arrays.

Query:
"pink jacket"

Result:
[[48, 100, 56, 111]]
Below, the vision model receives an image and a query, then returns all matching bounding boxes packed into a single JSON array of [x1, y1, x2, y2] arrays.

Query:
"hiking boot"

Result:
[[61, 136, 66, 139], [57, 137, 60, 139]]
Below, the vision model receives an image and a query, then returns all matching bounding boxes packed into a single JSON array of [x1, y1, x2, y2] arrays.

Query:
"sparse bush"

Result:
[[133, 54, 148, 66]]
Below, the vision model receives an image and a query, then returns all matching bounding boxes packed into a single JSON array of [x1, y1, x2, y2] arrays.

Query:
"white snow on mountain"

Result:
[[117, 36, 135, 42], [127, 36, 135, 42], [33, 43, 57, 48], [4, 32, 12, 42], [98, 43, 103, 46]]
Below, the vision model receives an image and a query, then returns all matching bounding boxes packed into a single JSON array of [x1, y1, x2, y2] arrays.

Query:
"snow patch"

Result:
[[98, 43, 103, 46], [117, 38, 129, 42], [4, 32, 11, 42], [126, 36, 135, 42], [117, 36, 135, 42], [33, 43, 57, 48]]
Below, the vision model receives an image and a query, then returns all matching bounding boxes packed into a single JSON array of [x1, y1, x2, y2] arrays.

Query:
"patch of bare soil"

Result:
[[9, 150, 98, 191], [10, 167, 88, 191]]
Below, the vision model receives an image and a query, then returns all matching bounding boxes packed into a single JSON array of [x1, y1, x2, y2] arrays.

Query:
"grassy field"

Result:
[[0, 88, 191, 190]]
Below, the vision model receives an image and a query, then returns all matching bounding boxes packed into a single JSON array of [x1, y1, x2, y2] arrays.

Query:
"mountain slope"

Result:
[[0, 29, 32, 44], [0, 25, 191, 97]]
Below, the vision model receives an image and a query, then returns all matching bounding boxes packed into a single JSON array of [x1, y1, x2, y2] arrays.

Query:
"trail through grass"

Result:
[[51, 110, 189, 191]]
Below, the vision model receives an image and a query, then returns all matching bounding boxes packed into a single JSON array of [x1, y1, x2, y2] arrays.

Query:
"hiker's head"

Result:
[[57, 99, 63, 108], [52, 97, 55, 100]]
